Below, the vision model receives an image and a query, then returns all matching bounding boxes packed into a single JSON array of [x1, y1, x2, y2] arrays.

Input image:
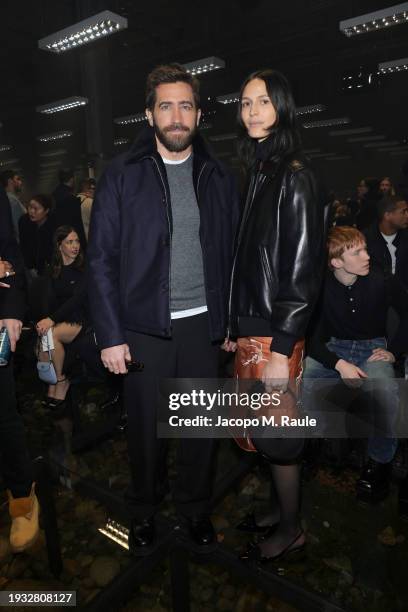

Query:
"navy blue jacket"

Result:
[[87, 127, 240, 349], [0, 186, 25, 321]]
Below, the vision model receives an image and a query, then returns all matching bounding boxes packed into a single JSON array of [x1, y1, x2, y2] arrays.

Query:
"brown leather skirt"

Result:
[[233, 336, 304, 453]]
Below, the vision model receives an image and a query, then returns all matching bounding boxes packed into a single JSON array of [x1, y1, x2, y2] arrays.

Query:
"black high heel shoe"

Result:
[[240, 529, 305, 565]]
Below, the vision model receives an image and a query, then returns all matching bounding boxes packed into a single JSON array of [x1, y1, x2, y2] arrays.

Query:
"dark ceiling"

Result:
[[1, 0, 407, 196]]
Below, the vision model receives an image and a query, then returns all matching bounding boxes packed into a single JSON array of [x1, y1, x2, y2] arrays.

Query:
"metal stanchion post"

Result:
[[34, 455, 63, 577]]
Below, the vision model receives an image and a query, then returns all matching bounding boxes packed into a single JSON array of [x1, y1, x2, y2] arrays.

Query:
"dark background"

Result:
[[1, 0, 407, 195]]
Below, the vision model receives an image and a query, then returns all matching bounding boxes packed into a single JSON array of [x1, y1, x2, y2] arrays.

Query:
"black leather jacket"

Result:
[[227, 153, 326, 356]]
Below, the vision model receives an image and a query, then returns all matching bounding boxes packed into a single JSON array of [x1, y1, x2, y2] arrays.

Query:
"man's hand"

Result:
[[101, 344, 132, 374], [0, 258, 14, 279], [367, 348, 395, 363], [1, 319, 23, 352], [0, 258, 15, 287], [262, 351, 289, 393], [335, 358, 367, 388], [221, 338, 237, 352], [36, 318, 55, 336]]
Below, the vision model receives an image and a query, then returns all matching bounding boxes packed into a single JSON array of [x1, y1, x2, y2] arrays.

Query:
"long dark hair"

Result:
[[51, 225, 84, 279], [237, 69, 301, 169]]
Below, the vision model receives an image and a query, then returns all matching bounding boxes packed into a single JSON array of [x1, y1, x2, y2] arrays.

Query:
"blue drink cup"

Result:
[[0, 327, 11, 366]]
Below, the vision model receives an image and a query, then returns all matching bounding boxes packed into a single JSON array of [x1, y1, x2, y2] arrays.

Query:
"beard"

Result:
[[153, 122, 197, 153]]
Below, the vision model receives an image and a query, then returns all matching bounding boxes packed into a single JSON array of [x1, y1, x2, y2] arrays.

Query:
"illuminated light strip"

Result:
[[296, 104, 326, 115], [39, 149, 67, 157], [0, 145, 12, 152], [0, 158, 19, 167], [377, 146, 408, 152], [339, 3, 408, 37], [38, 10, 128, 53], [114, 138, 130, 145], [378, 57, 408, 74], [303, 117, 350, 129], [114, 113, 146, 125], [216, 92, 239, 105], [364, 140, 399, 148], [182, 56, 225, 76], [36, 96, 88, 114], [347, 135, 385, 143], [329, 127, 372, 136], [209, 133, 237, 142], [37, 131, 73, 142]]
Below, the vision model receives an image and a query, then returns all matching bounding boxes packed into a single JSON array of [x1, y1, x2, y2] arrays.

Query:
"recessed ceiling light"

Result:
[[303, 117, 350, 129], [182, 56, 225, 76], [339, 3, 408, 37], [36, 96, 88, 114]]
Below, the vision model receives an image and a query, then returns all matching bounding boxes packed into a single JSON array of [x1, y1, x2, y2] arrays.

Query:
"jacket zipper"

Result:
[[150, 156, 172, 331], [226, 168, 261, 339]]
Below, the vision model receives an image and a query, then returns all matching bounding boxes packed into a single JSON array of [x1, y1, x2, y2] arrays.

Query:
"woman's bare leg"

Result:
[[39, 324, 82, 400]]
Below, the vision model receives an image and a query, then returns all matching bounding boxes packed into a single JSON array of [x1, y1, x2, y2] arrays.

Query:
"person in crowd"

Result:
[[0, 185, 39, 552], [304, 227, 408, 502], [52, 169, 86, 247], [77, 178, 96, 241], [331, 199, 354, 227], [36, 226, 87, 408], [1, 169, 26, 240], [364, 195, 408, 288], [379, 176, 395, 197], [226, 69, 325, 563], [87, 63, 239, 553], [355, 177, 382, 230], [18, 194, 54, 278]]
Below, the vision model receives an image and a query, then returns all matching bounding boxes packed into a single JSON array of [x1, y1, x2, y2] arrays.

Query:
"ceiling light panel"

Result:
[[347, 135, 385, 143], [377, 145, 408, 152], [296, 104, 326, 115], [339, 3, 408, 37], [36, 96, 88, 114], [182, 56, 225, 75], [378, 57, 408, 74], [38, 10, 128, 53], [209, 133, 237, 142], [364, 141, 399, 148], [303, 117, 350, 129], [39, 149, 67, 157], [0, 145, 12, 152], [37, 131, 73, 142], [0, 158, 19, 167], [114, 113, 146, 125], [216, 93, 239, 105], [329, 127, 372, 136], [114, 138, 130, 145]]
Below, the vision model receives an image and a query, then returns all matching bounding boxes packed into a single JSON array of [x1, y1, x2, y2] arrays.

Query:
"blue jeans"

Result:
[[303, 337, 398, 464]]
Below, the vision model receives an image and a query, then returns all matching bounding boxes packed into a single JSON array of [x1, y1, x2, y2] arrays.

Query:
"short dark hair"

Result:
[[58, 168, 74, 184], [377, 194, 407, 219], [145, 63, 200, 110], [237, 69, 301, 168], [30, 194, 53, 211], [0, 169, 18, 188]]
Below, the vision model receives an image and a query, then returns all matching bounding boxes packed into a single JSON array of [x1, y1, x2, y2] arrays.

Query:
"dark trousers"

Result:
[[0, 359, 33, 498], [124, 313, 219, 520]]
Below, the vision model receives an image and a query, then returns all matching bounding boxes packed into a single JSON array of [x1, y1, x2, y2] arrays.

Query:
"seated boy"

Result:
[[303, 226, 408, 501]]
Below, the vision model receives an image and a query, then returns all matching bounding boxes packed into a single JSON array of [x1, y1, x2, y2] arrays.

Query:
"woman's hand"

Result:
[[367, 348, 395, 363], [36, 317, 55, 336], [261, 351, 289, 393], [221, 338, 237, 352], [335, 358, 367, 388]]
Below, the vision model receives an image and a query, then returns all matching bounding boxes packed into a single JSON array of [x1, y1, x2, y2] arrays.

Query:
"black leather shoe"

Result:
[[128, 517, 156, 554], [187, 516, 216, 548], [356, 459, 391, 503]]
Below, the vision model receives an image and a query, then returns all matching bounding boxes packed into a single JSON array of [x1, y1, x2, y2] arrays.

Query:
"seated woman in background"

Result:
[[36, 226, 87, 407], [379, 176, 396, 197], [18, 194, 54, 278]]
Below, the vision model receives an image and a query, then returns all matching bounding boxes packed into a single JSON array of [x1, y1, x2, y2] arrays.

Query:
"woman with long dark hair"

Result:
[[36, 225, 87, 407], [225, 69, 325, 562]]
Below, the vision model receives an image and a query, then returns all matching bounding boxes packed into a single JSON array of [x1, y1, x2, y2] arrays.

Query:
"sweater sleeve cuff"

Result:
[[270, 330, 298, 357]]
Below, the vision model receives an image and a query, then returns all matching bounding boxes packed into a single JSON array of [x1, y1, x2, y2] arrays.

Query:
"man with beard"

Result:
[[87, 64, 239, 553]]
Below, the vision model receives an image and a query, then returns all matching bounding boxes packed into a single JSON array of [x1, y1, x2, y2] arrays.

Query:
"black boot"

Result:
[[356, 458, 391, 502], [128, 517, 156, 555]]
